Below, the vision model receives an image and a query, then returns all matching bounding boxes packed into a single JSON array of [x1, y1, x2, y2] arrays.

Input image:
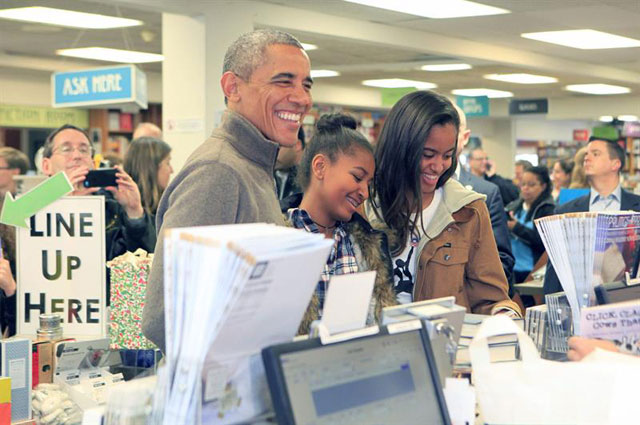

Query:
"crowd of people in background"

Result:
[[0, 28, 637, 361]]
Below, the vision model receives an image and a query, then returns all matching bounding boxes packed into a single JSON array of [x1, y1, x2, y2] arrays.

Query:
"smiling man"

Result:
[[143, 29, 313, 352]]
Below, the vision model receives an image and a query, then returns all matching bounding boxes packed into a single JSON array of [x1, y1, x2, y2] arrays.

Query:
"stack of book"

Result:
[[153, 223, 333, 425], [455, 314, 524, 371]]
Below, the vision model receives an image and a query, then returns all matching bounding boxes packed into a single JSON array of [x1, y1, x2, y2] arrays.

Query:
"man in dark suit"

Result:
[[544, 137, 640, 294], [468, 147, 521, 205], [454, 106, 515, 288]]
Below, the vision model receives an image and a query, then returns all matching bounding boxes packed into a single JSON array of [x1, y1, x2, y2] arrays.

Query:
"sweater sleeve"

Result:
[[465, 200, 522, 316]]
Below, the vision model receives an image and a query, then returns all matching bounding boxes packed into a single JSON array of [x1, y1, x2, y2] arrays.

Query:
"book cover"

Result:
[[593, 212, 640, 286]]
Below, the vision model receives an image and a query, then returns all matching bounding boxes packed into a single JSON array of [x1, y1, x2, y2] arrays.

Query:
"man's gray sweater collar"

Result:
[[218, 110, 280, 172]]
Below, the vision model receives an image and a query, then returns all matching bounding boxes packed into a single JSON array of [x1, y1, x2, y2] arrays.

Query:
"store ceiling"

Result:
[[1, 0, 639, 101]]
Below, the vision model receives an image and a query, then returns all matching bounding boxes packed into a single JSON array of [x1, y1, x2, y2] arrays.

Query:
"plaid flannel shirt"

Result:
[[287, 208, 359, 309]]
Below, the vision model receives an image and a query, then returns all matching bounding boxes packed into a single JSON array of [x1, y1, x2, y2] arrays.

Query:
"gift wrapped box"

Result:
[[107, 250, 157, 350]]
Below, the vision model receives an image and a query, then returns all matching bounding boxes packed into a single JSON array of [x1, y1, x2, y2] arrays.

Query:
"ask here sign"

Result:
[[17, 197, 105, 337]]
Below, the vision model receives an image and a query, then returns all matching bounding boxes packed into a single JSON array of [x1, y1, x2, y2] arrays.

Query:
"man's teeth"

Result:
[[277, 112, 301, 122]]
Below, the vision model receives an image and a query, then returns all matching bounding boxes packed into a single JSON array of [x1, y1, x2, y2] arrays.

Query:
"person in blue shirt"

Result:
[[506, 166, 555, 283]]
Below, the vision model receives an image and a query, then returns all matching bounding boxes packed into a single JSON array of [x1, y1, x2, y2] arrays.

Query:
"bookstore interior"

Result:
[[1, 0, 640, 424]]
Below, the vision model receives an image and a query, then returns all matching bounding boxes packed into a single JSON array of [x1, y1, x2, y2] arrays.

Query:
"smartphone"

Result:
[[83, 168, 118, 188]]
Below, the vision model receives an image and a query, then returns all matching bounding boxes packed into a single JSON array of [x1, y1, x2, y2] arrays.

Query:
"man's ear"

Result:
[[311, 154, 328, 180], [41, 157, 52, 176], [220, 71, 241, 103], [461, 129, 471, 147], [612, 159, 622, 174]]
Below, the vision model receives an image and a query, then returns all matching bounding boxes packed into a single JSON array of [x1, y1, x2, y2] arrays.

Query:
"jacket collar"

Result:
[[621, 189, 640, 210], [427, 179, 485, 237], [216, 110, 280, 172]]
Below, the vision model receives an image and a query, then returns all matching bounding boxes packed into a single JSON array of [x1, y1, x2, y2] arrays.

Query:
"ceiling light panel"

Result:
[[310, 70, 340, 78], [599, 116, 614, 122], [618, 115, 638, 122], [484, 73, 558, 84], [421, 63, 472, 71], [565, 84, 630, 95], [521, 29, 640, 49], [301, 43, 317, 51], [451, 88, 513, 98], [57, 48, 164, 63], [344, 0, 509, 19], [362, 78, 436, 89], [0, 7, 142, 29]]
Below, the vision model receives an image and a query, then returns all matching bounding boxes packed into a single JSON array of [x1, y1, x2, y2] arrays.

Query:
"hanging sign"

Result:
[[455, 96, 489, 117], [52, 65, 147, 109], [17, 197, 106, 337], [509, 98, 548, 115]]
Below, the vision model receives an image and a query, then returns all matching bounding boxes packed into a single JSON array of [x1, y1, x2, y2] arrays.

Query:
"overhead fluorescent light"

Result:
[[521, 29, 640, 49], [301, 43, 317, 51], [0, 6, 142, 29], [344, 0, 509, 19], [599, 115, 614, 122], [484, 73, 558, 84], [565, 84, 630, 95], [362, 78, 436, 89], [451, 88, 513, 98], [57, 47, 164, 63], [421, 63, 472, 71], [310, 70, 340, 78], [618, 115, 639, 122]]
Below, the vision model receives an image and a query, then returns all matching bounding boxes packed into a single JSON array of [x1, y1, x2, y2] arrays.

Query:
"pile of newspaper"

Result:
[[535, 211, 640, 333], [152, 223, 333, 425]]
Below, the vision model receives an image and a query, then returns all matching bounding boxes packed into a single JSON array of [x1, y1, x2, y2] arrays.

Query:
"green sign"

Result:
[[592, 126, 619, 140], [456, 96, 489, 117], [1, 172, 73, 229], [381, 87, 416, 107], [0, 104, 89, 129]]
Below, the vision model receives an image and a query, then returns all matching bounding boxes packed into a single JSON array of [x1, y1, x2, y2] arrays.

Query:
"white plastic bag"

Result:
[[470, 315, 640, 425]]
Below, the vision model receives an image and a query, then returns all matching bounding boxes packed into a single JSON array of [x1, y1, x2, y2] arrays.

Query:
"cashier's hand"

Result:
[[65, 167, 99, 196], [105, 165, 144, 219], [0, 259, 16, 297], [567, 336, 617, 361]]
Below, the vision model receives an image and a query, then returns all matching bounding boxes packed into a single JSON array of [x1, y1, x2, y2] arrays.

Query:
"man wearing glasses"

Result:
[[41, 124, 155, 261]]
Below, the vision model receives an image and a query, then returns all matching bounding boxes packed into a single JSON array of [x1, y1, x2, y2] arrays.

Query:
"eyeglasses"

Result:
[[53, 144, 94, 157]]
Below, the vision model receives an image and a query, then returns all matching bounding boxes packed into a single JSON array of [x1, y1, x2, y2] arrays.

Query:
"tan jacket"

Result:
[[368, 179, 521, 316]]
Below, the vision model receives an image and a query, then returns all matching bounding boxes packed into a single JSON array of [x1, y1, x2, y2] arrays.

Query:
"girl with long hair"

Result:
[[368, 90, 520, 316], [124, 137, 173, 219]]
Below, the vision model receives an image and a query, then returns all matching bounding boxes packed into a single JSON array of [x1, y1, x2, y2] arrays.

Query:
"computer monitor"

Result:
[[262, 325, 451, 425], [595, 282, 640, 305]]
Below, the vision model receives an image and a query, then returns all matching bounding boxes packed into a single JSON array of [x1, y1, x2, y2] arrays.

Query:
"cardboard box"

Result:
[[0, 338, 31, 422], [31, 341, 53, 388]]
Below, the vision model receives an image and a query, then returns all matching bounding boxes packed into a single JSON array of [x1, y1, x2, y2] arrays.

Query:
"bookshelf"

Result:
[[89, 104, 162, 156]]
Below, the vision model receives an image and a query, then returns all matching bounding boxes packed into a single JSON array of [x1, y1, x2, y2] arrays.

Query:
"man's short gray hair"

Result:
[[223, 29, 303, 80]]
